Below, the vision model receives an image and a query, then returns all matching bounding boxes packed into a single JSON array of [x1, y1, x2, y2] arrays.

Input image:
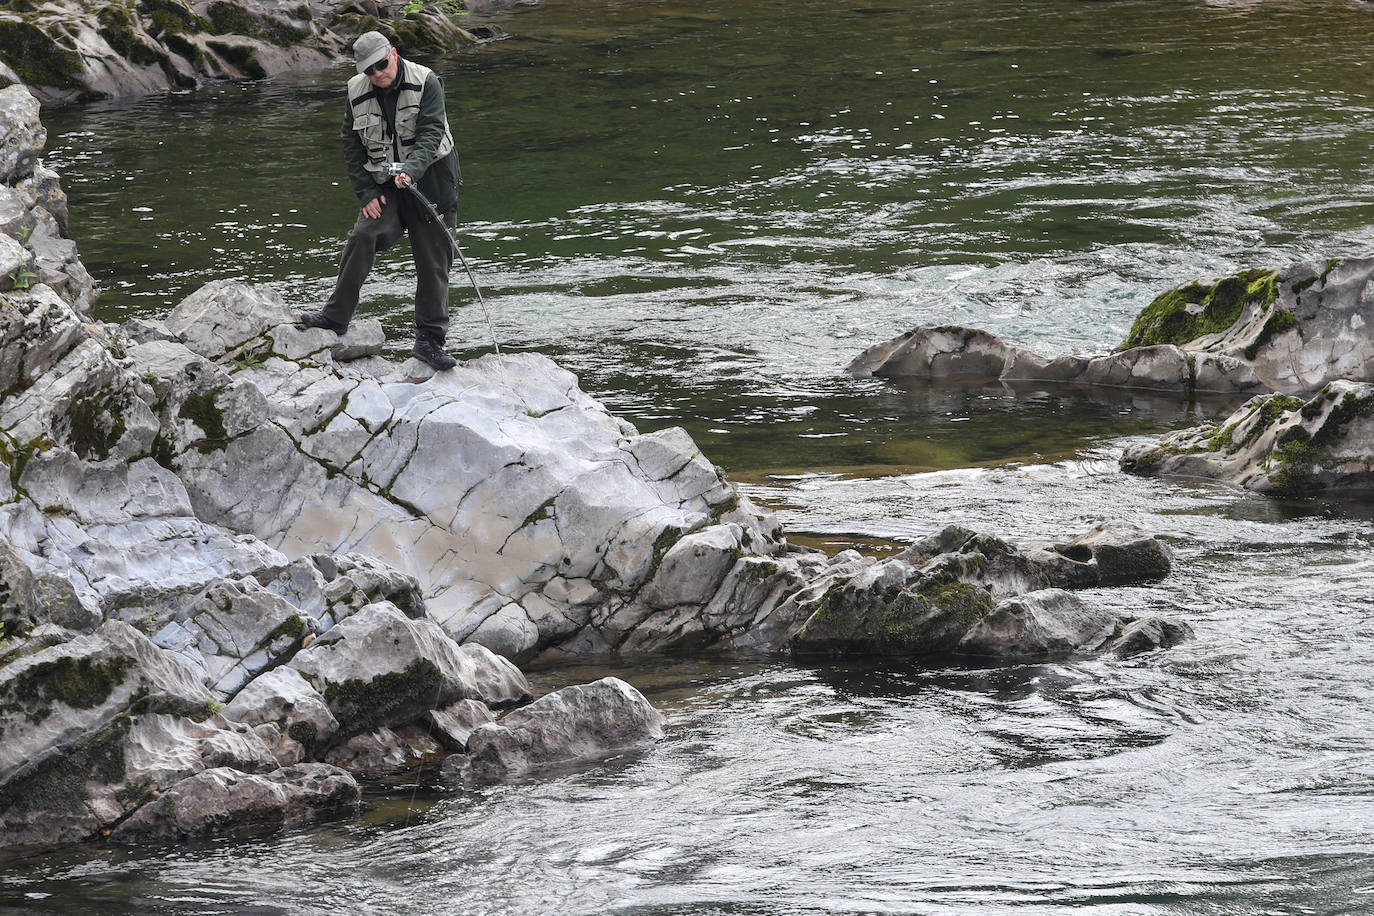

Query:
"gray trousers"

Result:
[[323, 189, 456, 340]]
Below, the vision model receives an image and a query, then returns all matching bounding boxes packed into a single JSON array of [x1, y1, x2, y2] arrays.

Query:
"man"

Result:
[[299, 31, 463, 371]]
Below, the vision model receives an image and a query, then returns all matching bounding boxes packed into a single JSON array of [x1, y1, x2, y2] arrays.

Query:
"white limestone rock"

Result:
[[0, 86, 44, 184], [0, 621, 214, 788], [955, 589, 1119, 658], [223, 666, 340, 756], [1122, 380, 1374, 495], [152, 576, 318, 699]]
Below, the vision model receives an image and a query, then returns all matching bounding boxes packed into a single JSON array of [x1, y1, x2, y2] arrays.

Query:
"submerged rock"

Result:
[[1121, 380, 1374, 495], [849, 258, 1374, 398]]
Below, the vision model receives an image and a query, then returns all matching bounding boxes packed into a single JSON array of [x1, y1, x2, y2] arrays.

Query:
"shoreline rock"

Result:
[[849, 258, 1374, 399], [1121, 380, 1374, 495], [0, 87, 1194, 855]]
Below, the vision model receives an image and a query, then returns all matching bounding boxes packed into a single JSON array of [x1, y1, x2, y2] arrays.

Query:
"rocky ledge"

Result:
[[1121, 381, 1374, 496], [1, 87, 1190, 853], [849, 258, 1374, 398], [0, 0, 512, 105]]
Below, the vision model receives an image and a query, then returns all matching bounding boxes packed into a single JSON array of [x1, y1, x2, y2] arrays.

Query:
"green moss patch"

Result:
[[138, 0, 212, 36], [0, 20, 84, 90], [322, 657, 442, 740], [66, 391, 129, 461], [1120, 268, 1278, 351], [178, 391, 228, 451], [97, 6, 166, 67], [2, 654, 132, 725], [1243, 308, 1299, 360]]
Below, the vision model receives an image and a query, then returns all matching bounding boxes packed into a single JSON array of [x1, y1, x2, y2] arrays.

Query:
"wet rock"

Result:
[[787, 523, 1174, 660], [955, 589, 1118, 658], [109, 763, 360, 843], [322, 727, 424, 774], [465, 677, 666, 780], [1033, 522, 1174, 587], [1122, 381, 1374, 495], [846, 326, 1026, 381], [0, 710, 281, 847], [1109, 616, 1195, 658], [787, 557, 996, 659]]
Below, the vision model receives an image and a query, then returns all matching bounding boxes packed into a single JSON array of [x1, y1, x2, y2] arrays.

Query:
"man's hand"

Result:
[[362, 195, 386, 220], [393, 171, 413, 189]]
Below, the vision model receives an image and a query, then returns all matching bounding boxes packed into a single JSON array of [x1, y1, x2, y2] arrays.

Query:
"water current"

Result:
[[7, 0, 1374, 912]]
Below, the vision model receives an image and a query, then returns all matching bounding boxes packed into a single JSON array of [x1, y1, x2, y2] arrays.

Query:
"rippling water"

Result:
[[10, 0, 1374, 911]]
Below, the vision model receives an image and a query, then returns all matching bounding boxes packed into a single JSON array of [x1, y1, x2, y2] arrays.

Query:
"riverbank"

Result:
[[0, 0, 516, 105]]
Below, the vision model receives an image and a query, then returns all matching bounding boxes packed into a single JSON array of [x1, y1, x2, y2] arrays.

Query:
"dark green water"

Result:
[[11, 0, 1374, 912]]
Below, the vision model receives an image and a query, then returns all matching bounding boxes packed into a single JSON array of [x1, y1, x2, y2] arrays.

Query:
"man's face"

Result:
[[365, 49, 398, 89]]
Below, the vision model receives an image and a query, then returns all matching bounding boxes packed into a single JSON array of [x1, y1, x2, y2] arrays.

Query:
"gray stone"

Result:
[[0, 86, 43, 184], [221, 664, 339, 756], [465, 677, 666, 779], [286, 602, 531, 742], [426, 698, 496, 752], [955, 589, 1119, 658], [152, 576, 318, 699], [165, 280, 296, 362], [1109, 616, 1196, 658], [0, 621, 214, 788], [109, 763, 360, 843], [0, 710, 281, 848]]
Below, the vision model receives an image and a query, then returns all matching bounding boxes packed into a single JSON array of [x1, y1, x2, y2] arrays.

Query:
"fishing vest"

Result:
[[347, 61, 455, 185]]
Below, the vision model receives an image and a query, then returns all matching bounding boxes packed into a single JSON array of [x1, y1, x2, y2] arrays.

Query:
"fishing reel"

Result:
[[385, 162, 406, 178]]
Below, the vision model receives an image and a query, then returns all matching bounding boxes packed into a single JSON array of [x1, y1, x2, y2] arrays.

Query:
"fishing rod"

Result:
[[388, 164, 502, 355]]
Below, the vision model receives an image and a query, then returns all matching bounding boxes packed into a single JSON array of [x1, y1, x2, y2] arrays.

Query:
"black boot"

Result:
[[412, 333, 457, 371], [297, 311, 347, 335]]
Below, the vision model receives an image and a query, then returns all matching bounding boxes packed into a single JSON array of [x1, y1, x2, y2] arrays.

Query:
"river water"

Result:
[[7, 0, 1374, 912]]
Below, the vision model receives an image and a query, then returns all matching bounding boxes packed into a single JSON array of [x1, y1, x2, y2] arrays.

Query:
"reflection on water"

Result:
[[17, 0, 1374, 911]]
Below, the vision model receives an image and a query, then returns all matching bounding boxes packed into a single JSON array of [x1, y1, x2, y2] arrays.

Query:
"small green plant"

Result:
[[7, 225, 37, 290], [401, 0, 426, 13]]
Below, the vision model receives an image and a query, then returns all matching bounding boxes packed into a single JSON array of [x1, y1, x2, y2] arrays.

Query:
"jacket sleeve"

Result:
[[401, 72, 451, 181], [340, 95, 382, 205]]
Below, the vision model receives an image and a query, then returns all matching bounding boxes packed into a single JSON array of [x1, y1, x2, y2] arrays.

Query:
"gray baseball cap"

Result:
[[354, 31, 391, 74]]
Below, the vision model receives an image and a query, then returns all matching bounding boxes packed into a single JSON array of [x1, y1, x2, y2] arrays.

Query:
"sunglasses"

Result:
[[364, 54, 390, 77]]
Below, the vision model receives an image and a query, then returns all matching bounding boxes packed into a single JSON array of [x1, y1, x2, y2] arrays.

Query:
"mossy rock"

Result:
[[137, 0, 213, 39], [794, 575, 996, 658], [0, 20, 84, 92], [97, 5, 167, 67], [64, 390, 130, 462], [206, 40, 267, 78], [178, 390, 228, 450], [1120, 268, 1279, 351], [321, 657, 443, 741]]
